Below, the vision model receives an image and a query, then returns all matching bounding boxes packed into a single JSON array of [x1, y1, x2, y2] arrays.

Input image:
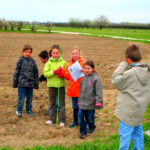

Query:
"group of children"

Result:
[[13, 43, 150, 148], [13, 44, 103, 139]]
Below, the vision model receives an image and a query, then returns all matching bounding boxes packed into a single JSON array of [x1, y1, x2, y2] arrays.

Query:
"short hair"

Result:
[[125, 44, 142, 62], [49, 44, 60, 57], [84, 60, 95, 69], [23, 44, 33, 52], [39, 50, 48, 59], [72, 46, 80, 53]]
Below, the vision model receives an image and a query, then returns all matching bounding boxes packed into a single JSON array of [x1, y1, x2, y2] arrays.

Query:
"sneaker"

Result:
[[59, 122, 65, 127], [16, 111, 22, 117], [79, 134, 87, 139], [45, 120, 53, 125], [45, 109, 50, 116], [88, 129, 95, 133], [27, 111, 34, 117], [68, 122, 78, 128], [144, 130, 150, 136]]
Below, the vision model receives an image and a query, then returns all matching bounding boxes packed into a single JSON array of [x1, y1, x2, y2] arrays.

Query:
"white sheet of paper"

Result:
[[68, 61, 85, 82]]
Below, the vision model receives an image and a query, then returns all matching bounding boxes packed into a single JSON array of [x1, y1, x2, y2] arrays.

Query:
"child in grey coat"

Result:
[[78, 60, 103, 139]]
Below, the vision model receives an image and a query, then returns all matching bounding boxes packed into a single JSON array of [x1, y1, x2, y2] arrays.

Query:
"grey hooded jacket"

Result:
[[13, 56, 39, 89], [79, 73, 103, 110], [112, 62, 150, 126]]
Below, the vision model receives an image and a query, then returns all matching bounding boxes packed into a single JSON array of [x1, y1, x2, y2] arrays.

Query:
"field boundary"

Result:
[[21, 29, 150, 43]]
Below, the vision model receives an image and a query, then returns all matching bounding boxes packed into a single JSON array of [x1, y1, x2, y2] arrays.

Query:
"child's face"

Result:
[[22, 49, 32, 58], [39, 57, 48, 63], [72, 49, 80, 61], [51, 49, 59, 59], [84, 65, 94, 75]]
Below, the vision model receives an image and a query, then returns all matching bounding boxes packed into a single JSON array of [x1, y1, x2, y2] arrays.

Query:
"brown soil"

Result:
[[0, 32, 150, 149]]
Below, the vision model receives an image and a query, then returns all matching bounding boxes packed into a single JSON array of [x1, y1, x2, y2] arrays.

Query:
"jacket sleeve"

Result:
[[95, 77, 103, 105], [61, 64, 70, 80], [33, 61, 39, 89], [43, 62, 54, 78], [13, 59, 22, 88], [111, 61, 131, 91]]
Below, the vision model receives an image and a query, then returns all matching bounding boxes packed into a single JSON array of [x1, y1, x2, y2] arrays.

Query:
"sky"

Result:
[[0, 0, 150, 23]]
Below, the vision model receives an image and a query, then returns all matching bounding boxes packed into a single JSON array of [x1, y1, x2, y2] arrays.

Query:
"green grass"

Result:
[[1, 26, 150, 44], [52, 27, 150, 40]]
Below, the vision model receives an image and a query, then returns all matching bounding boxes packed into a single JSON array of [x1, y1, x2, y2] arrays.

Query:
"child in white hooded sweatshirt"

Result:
[[111, 44, 150, 150]]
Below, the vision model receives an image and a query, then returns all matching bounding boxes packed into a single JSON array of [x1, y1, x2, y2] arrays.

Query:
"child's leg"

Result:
[[49, 87, 57, 123], [132, 124, 144, 150], [87, 110, 96, 133], [118, 120, 134, 150], [68, 97, 79, 127], [58, 87, 65, 123], [17, 87, 26, 113], [26, 87, 33, 113], [78, 109, 87, 136]]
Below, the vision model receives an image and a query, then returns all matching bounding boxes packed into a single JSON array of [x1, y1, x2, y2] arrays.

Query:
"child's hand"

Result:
[[58, 73, 63, 78], [54, 68, 61, 74], [80, 68, 84, 72], [78, 102, 80, 106], [96, 103, 102, 107], [125, 58, 133, 64]]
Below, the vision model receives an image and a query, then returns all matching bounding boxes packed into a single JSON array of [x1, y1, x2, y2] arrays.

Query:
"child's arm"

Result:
[[43, 62, 55, 78], [33, 61, 39, 89], [95, 78, 103, 107], [111, 61, 132, 91], [61, 63, 70, 80], [13, 59, 22, 88]]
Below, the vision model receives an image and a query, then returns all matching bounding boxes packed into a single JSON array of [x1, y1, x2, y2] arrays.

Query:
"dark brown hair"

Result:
[[125, 44, 142, 62], [84, 60, 95, 69], [49, 44, 60, 57], [23, 44, 33, 52]]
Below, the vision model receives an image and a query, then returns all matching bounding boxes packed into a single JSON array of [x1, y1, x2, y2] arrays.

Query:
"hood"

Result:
[[20, 55, 32, 61], [70, 57, 84, 63], [132, 63, 150, 85], [86, 72, 98, 77], [48, 56, 63, 62]]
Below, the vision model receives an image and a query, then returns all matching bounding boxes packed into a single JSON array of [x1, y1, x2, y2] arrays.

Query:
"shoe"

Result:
[[79, 134, 87, 139], [88, 129, 95, 133], [27, 111, 34, 117], [16, 111, 22, 117], [45, 120, 53, 125], [45, 109, 50, 116], [60, 122, 65, 127], [144, 130, 150, 136], [68, 122, 78, 128]]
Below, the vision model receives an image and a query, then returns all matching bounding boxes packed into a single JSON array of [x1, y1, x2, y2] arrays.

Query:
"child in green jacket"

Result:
[[43, 44, 67, 126]]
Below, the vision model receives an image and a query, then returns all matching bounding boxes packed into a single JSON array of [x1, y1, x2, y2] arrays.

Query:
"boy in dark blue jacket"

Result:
[[13, 44, 39, 117]]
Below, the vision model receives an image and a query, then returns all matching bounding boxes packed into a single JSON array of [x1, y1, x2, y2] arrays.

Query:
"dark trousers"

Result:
[[17, 87, 33, 113], [48, 87, 65, 123], [78, 109, 96, 135]]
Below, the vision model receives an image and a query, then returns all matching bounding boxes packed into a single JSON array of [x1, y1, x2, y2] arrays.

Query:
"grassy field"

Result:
[[52, 27, 150, 40], [1, 25, 150, 42]]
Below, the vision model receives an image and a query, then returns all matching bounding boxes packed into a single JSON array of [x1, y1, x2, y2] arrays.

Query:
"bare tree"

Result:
[[83, 19, 91, 29], [4, 21, 9, 30], [17, 21, 24, 32], [9, 21, 16, 31], [95, 15, 109, 30], [0, 20, 3, 30], [45, 22, 54, 33], [68, 18, 81, 28], [31, 22, 38, 32]]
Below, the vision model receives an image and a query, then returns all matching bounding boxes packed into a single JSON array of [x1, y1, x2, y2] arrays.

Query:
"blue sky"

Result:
[[0, 0, 150, 23]]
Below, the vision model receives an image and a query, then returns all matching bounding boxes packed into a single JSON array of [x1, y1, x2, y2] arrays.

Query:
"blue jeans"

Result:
[[17, 87, 33, 113], [78, 109, 95, 135], [118, 120, 144, 150], [72, 97, 79, 109]]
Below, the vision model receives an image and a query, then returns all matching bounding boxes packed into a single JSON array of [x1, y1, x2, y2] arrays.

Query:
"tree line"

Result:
[[0, 15, 150, 33]]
